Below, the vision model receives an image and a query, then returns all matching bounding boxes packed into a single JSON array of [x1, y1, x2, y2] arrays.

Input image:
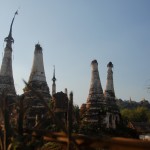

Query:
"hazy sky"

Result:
[[0, 0, 150, 106]]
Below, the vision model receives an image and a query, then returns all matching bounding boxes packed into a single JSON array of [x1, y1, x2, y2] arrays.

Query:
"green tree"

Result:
[[121, 106, 150, 122]]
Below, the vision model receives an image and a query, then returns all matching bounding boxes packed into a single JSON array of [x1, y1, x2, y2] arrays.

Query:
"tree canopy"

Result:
[[121, 106, 150, 123]]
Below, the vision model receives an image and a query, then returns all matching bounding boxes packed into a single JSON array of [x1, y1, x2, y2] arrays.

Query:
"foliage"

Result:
[[121, 106, 150, 123], [116, 99, 150, 109]]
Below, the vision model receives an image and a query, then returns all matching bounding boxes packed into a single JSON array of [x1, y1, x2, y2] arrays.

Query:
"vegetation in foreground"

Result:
[[0, 86, 149, 149]]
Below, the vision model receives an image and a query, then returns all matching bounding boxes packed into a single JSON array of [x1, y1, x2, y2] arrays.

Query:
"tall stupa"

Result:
[[104, 62, 115, 98], [104, 62, 120, 129], [0, 11, 18, 97], [23, 43, 50, 127], [84, 60, 105, 123]]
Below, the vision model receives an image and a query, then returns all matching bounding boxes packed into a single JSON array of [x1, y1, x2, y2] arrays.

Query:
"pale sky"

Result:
[[0, 0, 150, 106]]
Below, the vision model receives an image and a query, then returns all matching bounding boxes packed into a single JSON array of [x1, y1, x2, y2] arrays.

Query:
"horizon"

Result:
[[0, 0, 150, 106]]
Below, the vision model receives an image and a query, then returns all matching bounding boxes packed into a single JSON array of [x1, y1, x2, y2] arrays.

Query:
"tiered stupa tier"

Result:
[[84, 60, 105, 123], [24, 44, 50, 127], [0, 12, 18, 97]]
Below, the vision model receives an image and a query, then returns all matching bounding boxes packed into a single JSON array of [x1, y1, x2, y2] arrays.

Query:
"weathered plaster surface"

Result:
[[29, 45, 46, 82], [104, 62, 115, 98], [87, 60, 104, 104], [0, 46, 16, 95]]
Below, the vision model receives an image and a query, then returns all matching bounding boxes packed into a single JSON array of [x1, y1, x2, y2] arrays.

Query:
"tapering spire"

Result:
[[4, 11, 18, 48], [85, 60, 104, 123], [29, 43, 46, 82], [24, 43, 50, 97], [87, 60, 104, 105], [104, 62, 115, 98], [52, 65, 56, 95], [52, 65, 56, 82], [0, 11, 18, 96]]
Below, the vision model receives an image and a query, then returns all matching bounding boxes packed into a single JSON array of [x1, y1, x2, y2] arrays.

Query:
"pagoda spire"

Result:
[[4, 11, 18, 48], [24, 43, 50, 95], [0, 11, 18, 95], [29, 43, 46, 82], [52, 65, 56, 95], [104, 62, 115, 98], [85, 60, 104, 123], [87, 60, 104, 105]]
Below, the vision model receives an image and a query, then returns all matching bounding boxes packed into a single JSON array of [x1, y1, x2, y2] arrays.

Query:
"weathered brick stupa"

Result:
[[83, 60, 105, 123], [0, 11, 18, 125], [80, 60, 121, 130], [23, 44, 50, 127], [104, 62, 120, 129], [0, 12, 18, 97]]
